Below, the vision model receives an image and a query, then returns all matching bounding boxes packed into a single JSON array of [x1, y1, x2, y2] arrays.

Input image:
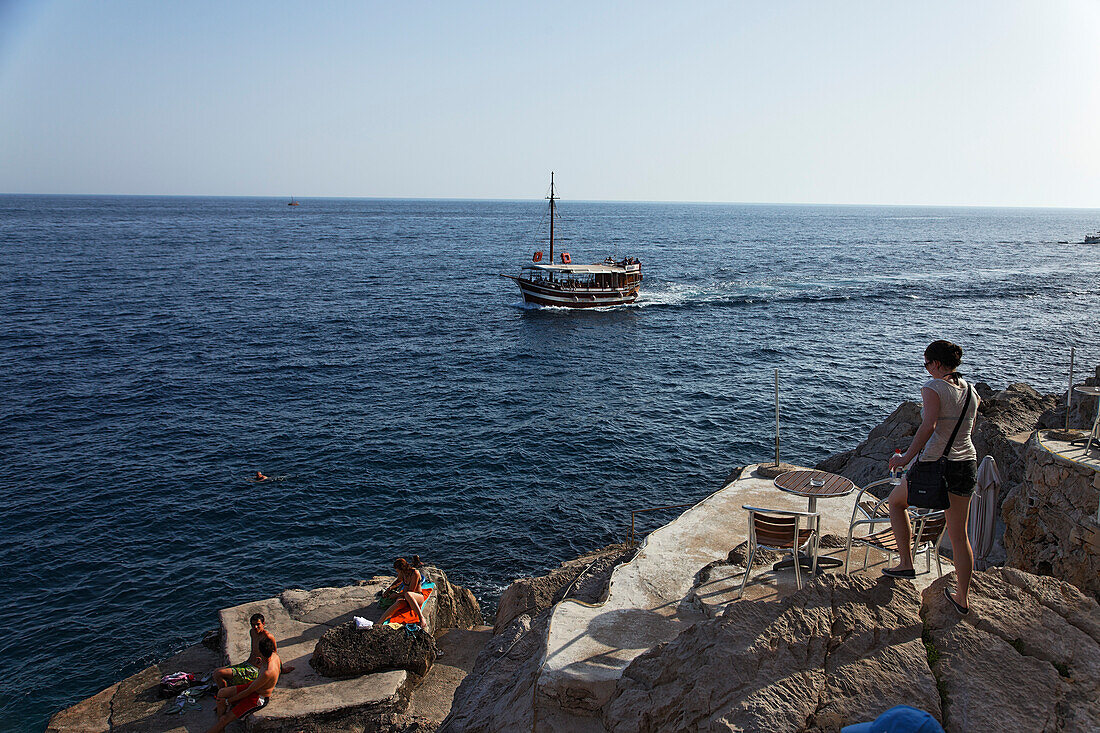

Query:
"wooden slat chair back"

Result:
[[737, 505, 820, 599], [753, 513, 808, 547]]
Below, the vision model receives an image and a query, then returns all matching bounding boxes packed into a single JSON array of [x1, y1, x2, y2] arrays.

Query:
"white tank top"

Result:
[[919, 376, 978, 462]]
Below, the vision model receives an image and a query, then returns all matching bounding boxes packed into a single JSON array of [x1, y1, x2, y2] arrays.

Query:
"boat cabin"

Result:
[[521, 260, 642, 291]]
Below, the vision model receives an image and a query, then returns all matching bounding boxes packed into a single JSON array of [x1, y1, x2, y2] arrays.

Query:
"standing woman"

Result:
[[886, 340, 980, 614]]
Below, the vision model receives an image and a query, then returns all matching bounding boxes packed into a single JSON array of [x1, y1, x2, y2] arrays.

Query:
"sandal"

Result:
[[943, 586, 969, 615], [882, 567, 916, 579]]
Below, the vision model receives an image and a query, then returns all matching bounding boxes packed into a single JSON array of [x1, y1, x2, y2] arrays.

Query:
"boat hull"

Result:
[[512, 278, 639, 308]]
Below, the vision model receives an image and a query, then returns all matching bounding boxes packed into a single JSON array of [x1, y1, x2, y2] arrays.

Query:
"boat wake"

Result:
[[632, 275, 1086, 310]]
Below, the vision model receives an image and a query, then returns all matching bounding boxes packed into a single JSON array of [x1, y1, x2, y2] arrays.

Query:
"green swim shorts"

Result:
[[228, 663, 259, 685]]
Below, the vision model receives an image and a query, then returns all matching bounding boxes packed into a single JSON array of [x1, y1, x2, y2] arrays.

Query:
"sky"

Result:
[[1, 0, 1099, 206]]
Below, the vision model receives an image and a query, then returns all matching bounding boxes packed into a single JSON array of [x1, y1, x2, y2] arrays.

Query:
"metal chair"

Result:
[[850, 477, 898, 523], [737, 505, 821, 598], [845, 506, 947, 577]]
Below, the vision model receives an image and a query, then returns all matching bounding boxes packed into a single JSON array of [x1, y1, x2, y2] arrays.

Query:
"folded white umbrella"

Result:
[[968, 455, 1001, 569]]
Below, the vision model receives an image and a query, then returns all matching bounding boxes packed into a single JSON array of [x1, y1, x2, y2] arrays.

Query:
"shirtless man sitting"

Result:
[[206, 636, 279, 733], [213, 613, 273, 689], [213, 613, 295, 691]]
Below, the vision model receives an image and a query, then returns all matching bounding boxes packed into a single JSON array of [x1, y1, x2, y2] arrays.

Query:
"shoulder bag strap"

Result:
[[938, 384, 973, 459]]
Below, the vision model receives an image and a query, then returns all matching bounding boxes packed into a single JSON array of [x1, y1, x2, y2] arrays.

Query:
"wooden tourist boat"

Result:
[[502, 173, 642, 308]]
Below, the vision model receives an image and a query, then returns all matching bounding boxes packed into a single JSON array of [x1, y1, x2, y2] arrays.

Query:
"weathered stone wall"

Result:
[[970, 383, 1058, 511], [1002, 435, 1100, 602]]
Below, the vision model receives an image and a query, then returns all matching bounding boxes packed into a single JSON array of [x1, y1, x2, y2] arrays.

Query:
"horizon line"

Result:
[[2, 191, 1099, 212]]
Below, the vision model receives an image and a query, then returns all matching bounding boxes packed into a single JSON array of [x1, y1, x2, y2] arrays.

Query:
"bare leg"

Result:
[[212, 667, 231, 689], [205, 709, 239, 733], [206, 687, 239, 733], [378, 590, 425, 624], [887, 480, 914, 570], [378, 600, 399, 624], [402, 591, 425, 624], [215, 685, 233, 717], [945, 492, 974, 607]]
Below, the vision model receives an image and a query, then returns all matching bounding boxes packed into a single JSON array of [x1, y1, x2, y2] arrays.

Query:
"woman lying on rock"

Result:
[[379, 557, 426, 625], [886, 340, 980, 615]]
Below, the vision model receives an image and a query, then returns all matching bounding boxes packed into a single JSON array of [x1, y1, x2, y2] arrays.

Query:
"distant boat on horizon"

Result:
[[500, 173, 642, 308], [288, 197, 300, 207], [1085, 231, 1100, 244]]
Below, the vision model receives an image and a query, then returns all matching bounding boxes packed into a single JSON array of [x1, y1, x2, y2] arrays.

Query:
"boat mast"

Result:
[[548, 171, 556, 265]]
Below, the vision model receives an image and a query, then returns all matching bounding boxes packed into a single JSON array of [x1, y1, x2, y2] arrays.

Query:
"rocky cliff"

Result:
[[921, 567, 1100, 732], [441, 544, 633, 732], [440, 369, 1100, 732], [606, 574, 940, 732], [443, 566, 1100, 732]]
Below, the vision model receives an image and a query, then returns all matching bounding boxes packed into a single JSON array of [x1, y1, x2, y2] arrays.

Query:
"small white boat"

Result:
[[1085, 231, 1100, 244]]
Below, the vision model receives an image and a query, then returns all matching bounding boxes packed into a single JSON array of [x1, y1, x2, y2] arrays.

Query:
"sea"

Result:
[[1, 195, 1098, 730]]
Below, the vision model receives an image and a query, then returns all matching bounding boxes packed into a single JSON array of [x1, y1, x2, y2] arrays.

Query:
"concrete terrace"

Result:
[[535, 463, 951, 729], [1038, 429, 1100, 474]]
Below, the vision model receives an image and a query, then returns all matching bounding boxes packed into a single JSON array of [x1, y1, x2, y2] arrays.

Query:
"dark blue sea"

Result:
[[2, 195, 1099, 730]]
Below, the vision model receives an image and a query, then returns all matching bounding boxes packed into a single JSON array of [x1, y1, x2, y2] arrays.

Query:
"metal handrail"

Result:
[[629, 503, 696, 546]]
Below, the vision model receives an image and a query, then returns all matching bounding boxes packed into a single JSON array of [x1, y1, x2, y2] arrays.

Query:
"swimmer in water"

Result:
[[254, 471, 268, 481]]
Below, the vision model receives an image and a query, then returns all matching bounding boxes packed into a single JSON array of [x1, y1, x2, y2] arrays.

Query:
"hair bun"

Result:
[[925, 340, 963, 369]]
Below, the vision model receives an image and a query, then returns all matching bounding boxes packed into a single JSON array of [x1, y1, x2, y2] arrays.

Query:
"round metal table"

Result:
[[773, 469, 856, 570]]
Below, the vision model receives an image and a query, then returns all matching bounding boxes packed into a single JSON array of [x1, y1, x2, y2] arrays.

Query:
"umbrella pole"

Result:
[[1066, 346, 1075, 433], [774, 368, 780, 467]]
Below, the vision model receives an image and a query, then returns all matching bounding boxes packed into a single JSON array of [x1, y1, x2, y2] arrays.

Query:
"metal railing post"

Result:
[[1067, 346, 1075, 433], [627, 503, 697, 546]]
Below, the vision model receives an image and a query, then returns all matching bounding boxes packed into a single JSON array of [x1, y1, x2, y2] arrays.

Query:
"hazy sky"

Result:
[[1, 1, 1099, 205]]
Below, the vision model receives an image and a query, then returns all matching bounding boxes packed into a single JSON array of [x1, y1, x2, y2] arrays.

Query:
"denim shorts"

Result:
[[944, 459, 978, 496]]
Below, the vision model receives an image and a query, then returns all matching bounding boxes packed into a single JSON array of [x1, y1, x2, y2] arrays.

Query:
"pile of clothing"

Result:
[[160, 672, 215, 715]]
